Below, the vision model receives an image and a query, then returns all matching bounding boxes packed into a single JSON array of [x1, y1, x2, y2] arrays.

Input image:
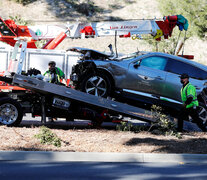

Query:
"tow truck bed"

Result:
[[4, 74, 155, 123]]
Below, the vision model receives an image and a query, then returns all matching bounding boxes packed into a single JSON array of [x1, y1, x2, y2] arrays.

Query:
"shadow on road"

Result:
[[1, 159, 207, 179]]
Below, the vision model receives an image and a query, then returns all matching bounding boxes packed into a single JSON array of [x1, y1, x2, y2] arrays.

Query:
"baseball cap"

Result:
[[179, 73, 189, 79]]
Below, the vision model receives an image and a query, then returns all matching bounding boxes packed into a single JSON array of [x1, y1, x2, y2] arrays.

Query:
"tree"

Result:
[[145, 0, 207, 54], [158, 0, 207, 39]]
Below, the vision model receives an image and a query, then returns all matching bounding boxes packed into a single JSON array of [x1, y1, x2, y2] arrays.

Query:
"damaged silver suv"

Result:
[[70, 47, 207, 123]]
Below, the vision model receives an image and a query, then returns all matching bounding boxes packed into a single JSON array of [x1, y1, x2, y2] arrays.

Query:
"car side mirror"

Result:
[[133, 61, 140, 69]]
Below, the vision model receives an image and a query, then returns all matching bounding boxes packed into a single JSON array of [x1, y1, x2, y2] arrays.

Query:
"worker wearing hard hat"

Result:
[[178, 73, 207, 132], [44, 61, 65, 84], [43, 61, 66, 122]]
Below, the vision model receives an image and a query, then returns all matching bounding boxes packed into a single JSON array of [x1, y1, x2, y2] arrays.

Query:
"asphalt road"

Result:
[[0, 161, 207, 180], [21, 113, 200, 132], [21, 113, 149, 130]]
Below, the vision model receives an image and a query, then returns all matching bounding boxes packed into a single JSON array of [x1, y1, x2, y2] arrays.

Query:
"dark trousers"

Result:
[[178, 107, 207, 132]]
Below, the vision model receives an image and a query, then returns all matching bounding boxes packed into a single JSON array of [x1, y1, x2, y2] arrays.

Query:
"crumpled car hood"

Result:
[[67, 47, 112, 60]]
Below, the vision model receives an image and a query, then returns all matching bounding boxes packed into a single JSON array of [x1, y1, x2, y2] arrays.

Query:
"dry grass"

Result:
[[1, 125, 207, 153]]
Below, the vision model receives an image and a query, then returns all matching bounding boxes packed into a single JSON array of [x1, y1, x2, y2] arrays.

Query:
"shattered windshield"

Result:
[[117, 51, 146, 61]]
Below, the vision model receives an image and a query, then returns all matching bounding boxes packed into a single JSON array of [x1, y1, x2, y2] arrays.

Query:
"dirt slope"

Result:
[[0, 0, 206, 63]]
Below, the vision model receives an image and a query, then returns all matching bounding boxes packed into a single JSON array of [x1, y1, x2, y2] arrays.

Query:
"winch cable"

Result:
[[115, 30, 118, 58], [181, 30, 187, 56], [174, 31, 181, 55]]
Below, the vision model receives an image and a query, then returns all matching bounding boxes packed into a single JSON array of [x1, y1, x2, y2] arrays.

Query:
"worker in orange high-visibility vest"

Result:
[[178, 73, 207, 132]]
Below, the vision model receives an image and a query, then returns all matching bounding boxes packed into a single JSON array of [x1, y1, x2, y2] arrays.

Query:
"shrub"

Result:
[[116, 121, 148, 133], [116, 121, 133, 131], [149, 105, 182, 139], [34, 126, 62, 147], [10, 0, 36, 6], [9, 15, 31, 26]]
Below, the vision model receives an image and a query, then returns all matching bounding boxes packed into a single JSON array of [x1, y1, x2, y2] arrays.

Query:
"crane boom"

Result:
[[0, 15, 188, 49]]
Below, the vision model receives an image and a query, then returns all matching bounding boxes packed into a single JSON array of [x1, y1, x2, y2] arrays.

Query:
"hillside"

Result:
[[0, 0, 206, 64]]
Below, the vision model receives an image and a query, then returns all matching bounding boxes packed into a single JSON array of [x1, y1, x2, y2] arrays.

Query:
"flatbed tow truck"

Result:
[[0, 73, 157, 125], [0, 15, 191, 127], [0, 38, 181, 127]]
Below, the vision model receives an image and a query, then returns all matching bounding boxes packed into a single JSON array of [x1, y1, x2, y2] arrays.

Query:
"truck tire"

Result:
[[0, 97, 23, 126], [80, 72, 111, 98], [197, 102, 207, 126]]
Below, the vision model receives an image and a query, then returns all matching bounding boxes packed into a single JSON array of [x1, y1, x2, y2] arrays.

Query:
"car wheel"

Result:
[[197, 103, 207, 126], [80, 72, 111, 98], [0, 97, 23, 126]]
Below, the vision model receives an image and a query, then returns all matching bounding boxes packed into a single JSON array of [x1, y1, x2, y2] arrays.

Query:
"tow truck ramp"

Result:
[[11, 74, 155, 124]]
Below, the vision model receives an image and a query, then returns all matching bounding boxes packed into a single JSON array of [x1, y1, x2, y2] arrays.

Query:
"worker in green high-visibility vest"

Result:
[[178, 73, 207, 132], [43, 61, 66, 122], [44, 61, 65, 84]]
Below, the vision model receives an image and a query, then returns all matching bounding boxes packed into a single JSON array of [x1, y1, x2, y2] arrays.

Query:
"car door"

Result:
[[123, 55, 168, 96], [164, 58, 206, 102]]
